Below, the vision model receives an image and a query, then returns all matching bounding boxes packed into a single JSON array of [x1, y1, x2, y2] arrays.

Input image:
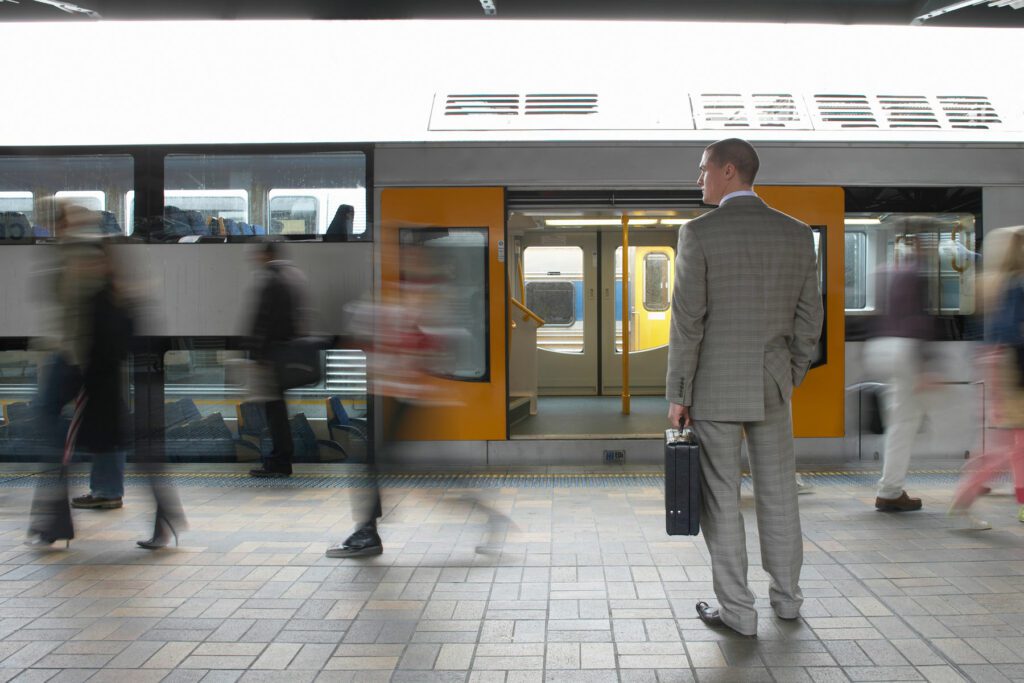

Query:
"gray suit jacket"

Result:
[[665, 195, 824, 422]]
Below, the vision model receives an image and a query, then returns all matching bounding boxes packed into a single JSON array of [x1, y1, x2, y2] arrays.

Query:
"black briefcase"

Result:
[[665, 427, 702, 536]]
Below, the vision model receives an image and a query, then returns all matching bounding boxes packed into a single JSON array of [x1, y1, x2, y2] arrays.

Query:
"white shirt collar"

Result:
[[719, 190, 758, 205]]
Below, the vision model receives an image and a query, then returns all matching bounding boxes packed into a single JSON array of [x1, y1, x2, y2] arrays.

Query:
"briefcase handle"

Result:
[[665, 427, 697, 445]]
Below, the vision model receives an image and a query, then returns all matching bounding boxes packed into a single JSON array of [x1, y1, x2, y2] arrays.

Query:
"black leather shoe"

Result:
[[325, 527, 383, 558], [249, 467, 292, 478], [696, 601, 756, 637]]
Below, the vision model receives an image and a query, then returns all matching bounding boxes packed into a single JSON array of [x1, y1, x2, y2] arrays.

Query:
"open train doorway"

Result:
[[507, 192, 707, 439]]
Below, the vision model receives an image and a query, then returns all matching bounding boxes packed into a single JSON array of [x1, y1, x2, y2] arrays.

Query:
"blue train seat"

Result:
[[165, 398, 201, 428], [251, 223, 266, 236], [164, 412, 237, 463], [258, 412, 347, 464], [0, 212, 32, 240], [326, 395, 367, 442], [98, 211, 122, 235]]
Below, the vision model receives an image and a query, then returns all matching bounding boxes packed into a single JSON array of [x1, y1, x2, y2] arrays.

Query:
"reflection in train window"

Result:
[[161, 348, 367, 464], [159, 152, 366, 241], [845, 213, 975, 316], [0, 155, 133, 242], [400, 228, 490, 381], [643, 252, 671, 312], [523, 246, 584, 354]]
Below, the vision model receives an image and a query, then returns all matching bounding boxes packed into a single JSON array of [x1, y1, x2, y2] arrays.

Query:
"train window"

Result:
[[54, 190, 105, 212], [161, 153, 366, 242], [269, 194, 318, 234], [523, 246, 584, 354], [847, 213, 976, 316], [399, 228, 489, 381], [845, 231, 868, 310], [642, 252, 671, 312], [268, 188, 368, 236], [526, 281, 576, 325], [161, 347, 366, 464], [0, 155, 132, 242]]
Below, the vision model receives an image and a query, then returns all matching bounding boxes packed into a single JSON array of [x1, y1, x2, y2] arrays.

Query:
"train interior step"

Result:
[[508, 396, 532, 428]]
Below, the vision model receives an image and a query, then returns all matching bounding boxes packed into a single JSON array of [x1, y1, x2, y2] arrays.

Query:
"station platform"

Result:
[[1, 465, 1023, 683]]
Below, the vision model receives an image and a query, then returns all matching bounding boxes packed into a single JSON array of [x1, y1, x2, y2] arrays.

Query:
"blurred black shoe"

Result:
[[325, 527, 383, 557], [71, 494, 123, 509], [249, 466, 292, 478]]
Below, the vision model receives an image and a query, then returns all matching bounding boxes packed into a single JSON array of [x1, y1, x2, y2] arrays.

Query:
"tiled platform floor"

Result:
[[1, 467, 1024, 683]]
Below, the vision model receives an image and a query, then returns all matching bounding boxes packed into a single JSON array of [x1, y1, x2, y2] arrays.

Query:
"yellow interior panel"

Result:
[[758, 186, 845, 438], [379, 187, 507, 441]]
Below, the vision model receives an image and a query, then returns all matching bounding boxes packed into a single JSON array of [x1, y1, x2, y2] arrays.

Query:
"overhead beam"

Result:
[[913, 0, 987, 23]]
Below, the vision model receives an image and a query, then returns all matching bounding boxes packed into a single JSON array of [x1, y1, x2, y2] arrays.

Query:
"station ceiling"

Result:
[[1, 0, 1023, 26]]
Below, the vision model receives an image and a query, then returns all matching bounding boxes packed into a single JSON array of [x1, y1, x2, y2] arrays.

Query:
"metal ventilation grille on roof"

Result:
[[524, 93, 597, 115], [444, 94, 519, 116], [811, 94, 879, 129], [938, 95, 1002, 129], [811, 94, 1005, 131], [878, 95, 940, 128], [429, 91, 695, 131], [692, 93, 810, 129]]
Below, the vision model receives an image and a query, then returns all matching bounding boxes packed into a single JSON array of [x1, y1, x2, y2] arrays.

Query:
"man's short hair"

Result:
[[705, 138, 760, 185]]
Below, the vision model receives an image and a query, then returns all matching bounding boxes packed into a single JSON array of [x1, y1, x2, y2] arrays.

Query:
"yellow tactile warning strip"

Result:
[[0, 469, 973, 489]]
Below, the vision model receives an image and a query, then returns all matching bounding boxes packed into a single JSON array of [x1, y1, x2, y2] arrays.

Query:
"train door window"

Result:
[[399, 228, 489, 380], [0, 155, 132, 243], [614, 246, 675, 353], [642, 252, 671, 312], [523, 246, 584, 354], [845, 231, 868, 310], [163, 152, 367, 241]]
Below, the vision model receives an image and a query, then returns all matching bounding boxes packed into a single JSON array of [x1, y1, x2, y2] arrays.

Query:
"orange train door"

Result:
[[758, 186, 845, 438], [378, 187, 507, 441]]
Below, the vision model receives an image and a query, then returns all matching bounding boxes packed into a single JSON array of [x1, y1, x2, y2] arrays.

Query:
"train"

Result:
[[0, 18, 1022, 466]]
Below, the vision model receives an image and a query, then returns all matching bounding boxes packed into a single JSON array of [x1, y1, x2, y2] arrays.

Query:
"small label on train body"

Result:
[[497, 239, 505, 262]]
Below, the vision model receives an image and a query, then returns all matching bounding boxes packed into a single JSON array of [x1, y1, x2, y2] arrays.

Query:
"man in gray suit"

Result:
[[667, 138, 823, 637]]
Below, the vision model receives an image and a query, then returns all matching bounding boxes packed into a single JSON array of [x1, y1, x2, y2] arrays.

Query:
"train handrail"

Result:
[[510, 297, 545, 326], [950, 223, 966, 274]]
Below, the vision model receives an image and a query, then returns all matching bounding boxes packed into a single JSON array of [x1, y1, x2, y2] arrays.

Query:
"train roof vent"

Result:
[[429, 91, 694, 131], [877, 95, 941, 129], [811, 94, 879, 129], [524, 93, 598, 115], [692, 93, 810, 129], [938, 95, 1002, 129], [442, 93, 520, 116]]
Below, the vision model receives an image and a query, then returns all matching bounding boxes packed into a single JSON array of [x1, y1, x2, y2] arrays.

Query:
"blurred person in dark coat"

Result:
[[26, 201, 108, 546], [245, 241, 311, 478], [69, 245, 134, 511]]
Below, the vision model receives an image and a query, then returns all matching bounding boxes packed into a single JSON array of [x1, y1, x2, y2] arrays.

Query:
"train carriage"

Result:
[[0, 19, 1021, 466]]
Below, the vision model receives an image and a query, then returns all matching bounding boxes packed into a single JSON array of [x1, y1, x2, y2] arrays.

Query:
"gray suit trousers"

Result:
[[693, 371, 804, 635]]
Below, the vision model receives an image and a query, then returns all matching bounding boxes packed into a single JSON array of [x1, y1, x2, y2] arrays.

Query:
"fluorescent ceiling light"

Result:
[[846, 218, 882, 225], [545, 218, 659, 226], [660, 219, 691, 225]]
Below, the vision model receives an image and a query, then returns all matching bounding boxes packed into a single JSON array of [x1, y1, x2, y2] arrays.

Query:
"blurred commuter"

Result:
[[70, 245, 134, 511], [950, 226, 1024, 528], [667, 138, 823, 636], [246, 241, 312, 478], [26, 201, 109, 546], [326, 251, 442, 557], [327, 243, 508, 558], [864, 229, 940, 512]]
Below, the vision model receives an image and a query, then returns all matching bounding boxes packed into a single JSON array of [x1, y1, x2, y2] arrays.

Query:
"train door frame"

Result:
[[518, 230, 600, 395]]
